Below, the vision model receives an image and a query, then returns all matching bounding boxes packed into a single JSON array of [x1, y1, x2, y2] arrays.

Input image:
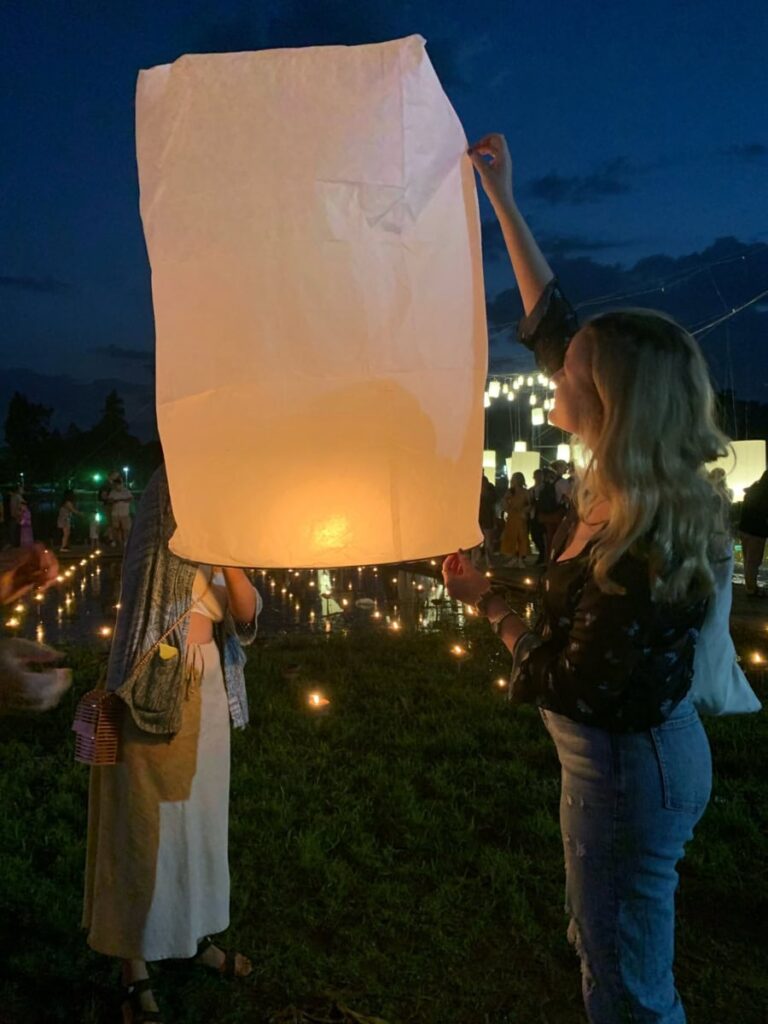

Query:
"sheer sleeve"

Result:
[[509, 556, 702, 730], [517, 279, 579, 375]]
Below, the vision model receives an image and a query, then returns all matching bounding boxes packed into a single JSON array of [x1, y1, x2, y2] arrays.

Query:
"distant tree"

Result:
[[4, 392, 54, 481], [85, 389, 141, 474]]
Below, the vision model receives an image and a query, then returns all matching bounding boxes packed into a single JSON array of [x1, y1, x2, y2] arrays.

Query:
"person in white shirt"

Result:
[[108, 476, 133, 547]]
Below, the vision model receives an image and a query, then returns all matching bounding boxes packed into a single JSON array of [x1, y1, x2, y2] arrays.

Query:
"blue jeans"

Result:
[[540, 698, 711, 1023]]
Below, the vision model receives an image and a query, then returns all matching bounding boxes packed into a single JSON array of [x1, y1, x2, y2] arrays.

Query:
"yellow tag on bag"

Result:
[[158, 642, 179, 660]]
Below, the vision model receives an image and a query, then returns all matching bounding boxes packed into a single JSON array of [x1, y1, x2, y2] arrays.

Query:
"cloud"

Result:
[[721, 142, 766, 161], [0, 275, 70, 293], [481, 220, 628, 261], [524, 158, 634, 205]]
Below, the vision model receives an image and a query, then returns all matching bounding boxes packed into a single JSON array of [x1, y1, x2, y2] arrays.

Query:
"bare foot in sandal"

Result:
[[121, 959, 163, 1022], [194, 935, 253, 977]]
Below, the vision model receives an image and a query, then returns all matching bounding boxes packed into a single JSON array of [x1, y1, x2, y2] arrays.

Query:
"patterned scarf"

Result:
[[107, 466, 254, 734]]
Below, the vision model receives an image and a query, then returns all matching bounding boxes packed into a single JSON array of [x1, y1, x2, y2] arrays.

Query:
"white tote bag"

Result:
[[690, 549, 762, 716]]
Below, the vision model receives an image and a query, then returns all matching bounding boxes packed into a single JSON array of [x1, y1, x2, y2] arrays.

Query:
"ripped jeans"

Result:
[[540, 698, 711, 1023]]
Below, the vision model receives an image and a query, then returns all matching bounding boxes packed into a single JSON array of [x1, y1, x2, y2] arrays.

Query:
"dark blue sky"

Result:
[[1, 0, 766, 422]]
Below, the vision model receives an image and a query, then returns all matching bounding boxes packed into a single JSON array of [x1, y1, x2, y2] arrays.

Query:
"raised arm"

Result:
[[468, 133, 553, 315], [221, 566, 259, 625]]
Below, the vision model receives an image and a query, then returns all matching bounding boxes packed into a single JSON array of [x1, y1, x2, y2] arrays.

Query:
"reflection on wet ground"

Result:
[[6, 545, 763, 652], [3, 550, 540, 649]]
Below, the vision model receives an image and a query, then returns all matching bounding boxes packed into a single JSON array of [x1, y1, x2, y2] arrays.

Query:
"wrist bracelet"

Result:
[[474, 588, 497, 617]]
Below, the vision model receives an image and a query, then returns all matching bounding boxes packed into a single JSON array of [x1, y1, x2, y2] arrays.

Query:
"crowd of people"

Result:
[[0, 132, 765, 1024], [0, 472, 134, 554], [480, 461, 768, 596], [481, 459, 576, 566]]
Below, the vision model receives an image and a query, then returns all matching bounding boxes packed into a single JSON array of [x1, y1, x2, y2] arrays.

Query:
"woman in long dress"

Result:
[[83, 466, 261, 1023], [500, 472, 531, 565]]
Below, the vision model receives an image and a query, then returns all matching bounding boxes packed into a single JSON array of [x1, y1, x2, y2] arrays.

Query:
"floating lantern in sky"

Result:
[[136, 34, 486, 568]]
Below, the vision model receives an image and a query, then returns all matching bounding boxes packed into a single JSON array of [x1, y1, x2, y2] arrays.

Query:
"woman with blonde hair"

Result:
[[500, 471, 531, 566], [443, 133, 730, 1023]]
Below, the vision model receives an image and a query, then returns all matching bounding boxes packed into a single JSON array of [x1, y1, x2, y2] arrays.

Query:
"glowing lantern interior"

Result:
[[136, 35, 487, 567]]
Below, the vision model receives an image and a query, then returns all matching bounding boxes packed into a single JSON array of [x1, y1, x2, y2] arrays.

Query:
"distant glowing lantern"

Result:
[[513, 441, 527, 453], [506, 390, 515, 402], [308, 692, 330, 710], [706, 439, 766, 502], [557, 444, 572, 462], [483, 450, 496, 483], [488, 380, 501, 398], [531, 407, 545, 426], [484, 392, 491, 408], [136, 35, 487, 567], [507, 451, 541, 484]]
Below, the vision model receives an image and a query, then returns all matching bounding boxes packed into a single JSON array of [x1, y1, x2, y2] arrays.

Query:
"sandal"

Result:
[[121, 963, 163, 1024], [121, 978, 163, 1023], [194, 934, 253, 978]]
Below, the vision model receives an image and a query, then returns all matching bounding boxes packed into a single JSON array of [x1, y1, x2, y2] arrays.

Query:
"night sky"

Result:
[[2, 0, 767, 432]]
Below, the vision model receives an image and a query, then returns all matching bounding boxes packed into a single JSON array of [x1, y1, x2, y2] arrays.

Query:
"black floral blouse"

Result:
[[508, 282, 707, 732]]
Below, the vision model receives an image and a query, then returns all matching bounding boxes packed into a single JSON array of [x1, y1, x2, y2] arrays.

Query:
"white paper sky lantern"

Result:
[[507, 451, 541, 483], [483, 449, 497, 483], [136, 35, 487, 567], [706, 439, 766, 502]]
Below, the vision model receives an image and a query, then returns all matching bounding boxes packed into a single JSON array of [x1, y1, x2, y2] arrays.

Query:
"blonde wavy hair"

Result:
[[570, 309, 731, 602]]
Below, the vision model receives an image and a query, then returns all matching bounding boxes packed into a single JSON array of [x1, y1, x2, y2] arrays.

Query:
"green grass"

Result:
[[1, 626, 766, 1023]]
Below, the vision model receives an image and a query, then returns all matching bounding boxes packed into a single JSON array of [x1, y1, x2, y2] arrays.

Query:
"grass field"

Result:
[[1, 623, 766, 1023]]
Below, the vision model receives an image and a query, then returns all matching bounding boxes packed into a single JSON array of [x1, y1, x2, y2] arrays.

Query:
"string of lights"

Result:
[[487, 244, 767, 335], [691, 287, 768, 340]]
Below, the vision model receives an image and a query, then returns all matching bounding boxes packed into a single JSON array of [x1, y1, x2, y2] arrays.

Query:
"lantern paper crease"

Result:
[[136, 34, 487, 567]]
